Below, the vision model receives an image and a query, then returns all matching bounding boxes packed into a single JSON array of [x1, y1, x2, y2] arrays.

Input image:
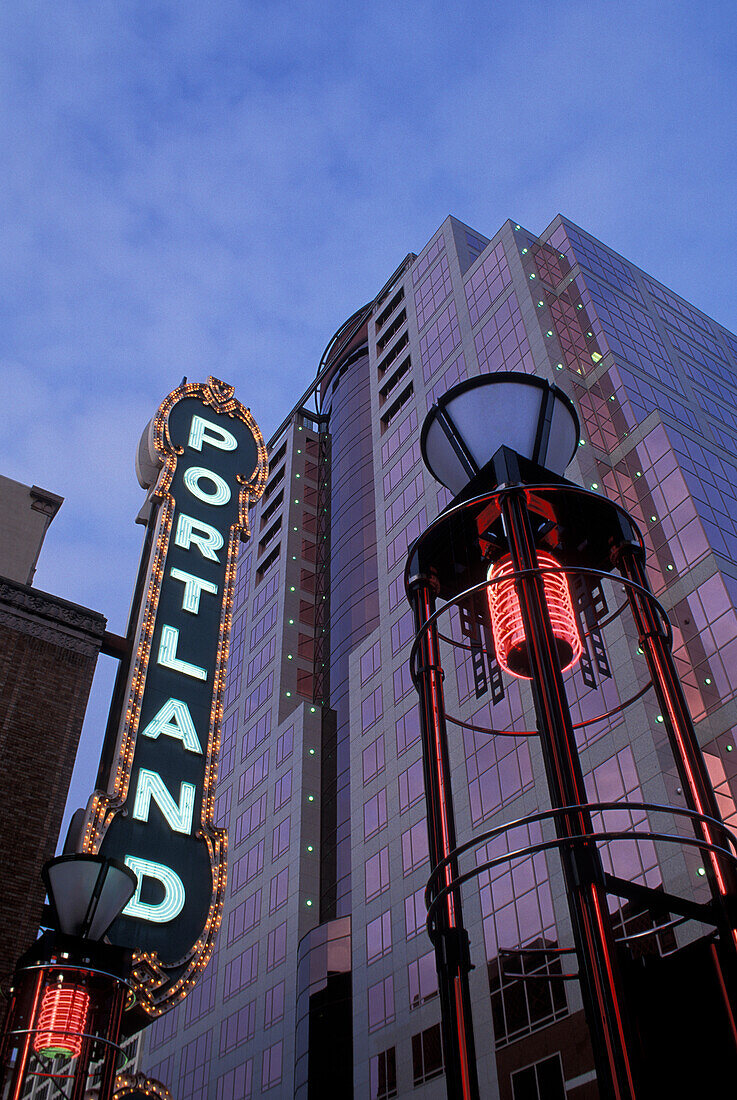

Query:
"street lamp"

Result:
[[406, 373, 737, 1100], [0, 855, 136, 1100]]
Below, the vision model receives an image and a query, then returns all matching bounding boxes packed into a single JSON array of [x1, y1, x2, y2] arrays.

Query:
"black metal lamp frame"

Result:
[[405, 450, 737, 1100]]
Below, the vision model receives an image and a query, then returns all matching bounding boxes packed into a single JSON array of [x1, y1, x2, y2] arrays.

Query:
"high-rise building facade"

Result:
[[139, 214, 737, 1099]]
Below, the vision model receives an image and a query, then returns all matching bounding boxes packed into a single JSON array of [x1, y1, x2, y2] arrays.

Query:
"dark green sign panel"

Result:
[[84, 378, 267, 1017]]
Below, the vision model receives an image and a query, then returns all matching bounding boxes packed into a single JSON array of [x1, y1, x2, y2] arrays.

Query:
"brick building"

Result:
[[0, 476, 106, 994]]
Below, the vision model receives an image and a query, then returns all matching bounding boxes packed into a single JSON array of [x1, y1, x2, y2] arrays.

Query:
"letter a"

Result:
[[140, 698, 203, 754]]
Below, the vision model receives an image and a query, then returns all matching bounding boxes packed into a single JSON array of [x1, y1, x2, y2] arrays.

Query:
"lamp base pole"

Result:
[[501, 488, 639, 1100], [409, 573, 481, 1100]]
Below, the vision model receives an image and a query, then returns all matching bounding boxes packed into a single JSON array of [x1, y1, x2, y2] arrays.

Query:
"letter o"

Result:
[[183, 466, 231, 506]]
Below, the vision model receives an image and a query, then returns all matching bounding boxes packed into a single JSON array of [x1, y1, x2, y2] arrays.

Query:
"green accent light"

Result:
[[591, 352, 602, 363], [697, 867, 706, 877], [546, 330, 553, 337], [705, 678, 712, 685], [529, 273, 536, 280], [290, 586, 295, 591], [308, 795, 314, 802], [307, 845, 313, 852], [287, 654, 293, 660], [656, 715, 664, 723], [651, 516, 657, 523], [310, 706, 316, 713], [667, 564, 674, 571], [306, 899, 313, 906], [309, 748, 316, 754], [591, 483, 599, 490], [286, 691, 292, 697], [521, 247, 528, 254]]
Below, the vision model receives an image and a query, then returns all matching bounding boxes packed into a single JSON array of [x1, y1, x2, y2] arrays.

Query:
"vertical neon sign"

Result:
[[83, 377, 267, 1017]]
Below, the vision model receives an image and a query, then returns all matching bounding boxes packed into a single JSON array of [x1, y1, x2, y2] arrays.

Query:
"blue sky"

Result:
[[1, 0, 736, 838]]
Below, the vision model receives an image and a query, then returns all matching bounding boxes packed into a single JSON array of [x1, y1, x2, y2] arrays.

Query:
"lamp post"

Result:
[[0, 855, 136, 1100], [405, 373, 737, 1100]]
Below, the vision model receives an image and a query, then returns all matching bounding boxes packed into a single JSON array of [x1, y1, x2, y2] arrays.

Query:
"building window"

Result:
[[408, 950, 438, 1009], [368, 975, 395, 1033], [366, 846, 390, 901], [234, 792, 268, 846], [269, 866, 289, 914], [219, 1000, 256, 1055], [178, 1030, 212, 1100], [411, 1023, 444, 1085], [261, 1040, 283, 1091], [398, 758, 425, 813], [393, 662, 414, 704], [391, 609, 415, 656], [510, 1053, 565, 1100], [242, 713, 271, 759], [266, 921, 287, 970], [396, 705, 421, 758], [366, 910, 392, 963], [362, 684, 384, 732], [401, 822, 429, 874], [364, 789, 388, 840], [274, 768, 293, 811], [361, 639, 382, 684], [264, 981, 285, 1028], [272, 816, 291, 861], [405, 886, 426, 940], [363, 734, 386, 784], [369, 1047, 397, 1099], [239, 749, 270, 802], [216, 1058, 252, 1100], [223, 944, 259, 999], [231, 839, 264, 893], [275, 725, 294, 766], [227, 889, 262, 945]]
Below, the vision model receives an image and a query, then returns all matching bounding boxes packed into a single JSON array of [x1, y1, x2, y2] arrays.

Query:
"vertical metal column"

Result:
[[408, 574, 481, 1100], [617, 546, 737, 1012], [500, 488, 639, 1100], [93, 981, 128, 1100]]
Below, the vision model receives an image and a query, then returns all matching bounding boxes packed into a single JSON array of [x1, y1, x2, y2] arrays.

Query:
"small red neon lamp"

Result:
[[34, 982, 90, 1059], [488, 551, 582, 678]]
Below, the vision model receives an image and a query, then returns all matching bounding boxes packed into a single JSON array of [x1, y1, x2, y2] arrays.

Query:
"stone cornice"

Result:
[[0, 576, 106, 657]]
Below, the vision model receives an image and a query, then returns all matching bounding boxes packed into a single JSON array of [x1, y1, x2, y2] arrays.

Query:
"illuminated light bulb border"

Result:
[[81, 377, 267, 1017], [114, 1072, 173, 1100], [487, 551, 583, 679]]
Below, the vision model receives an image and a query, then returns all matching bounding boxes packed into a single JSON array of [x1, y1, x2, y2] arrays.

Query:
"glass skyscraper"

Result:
[[137, 214, 737, 1099]]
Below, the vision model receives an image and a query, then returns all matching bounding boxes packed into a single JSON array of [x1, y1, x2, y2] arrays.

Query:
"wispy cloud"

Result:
[[1, 0, 736, 832]]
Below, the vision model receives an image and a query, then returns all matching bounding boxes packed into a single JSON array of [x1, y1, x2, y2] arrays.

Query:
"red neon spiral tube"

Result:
[[488, 551, 582, 678], [34, 983, 90, 1059]]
